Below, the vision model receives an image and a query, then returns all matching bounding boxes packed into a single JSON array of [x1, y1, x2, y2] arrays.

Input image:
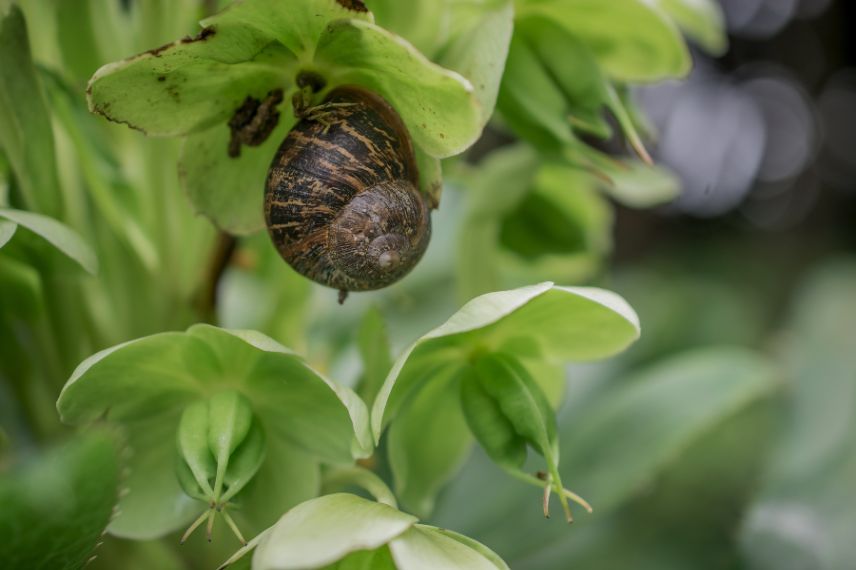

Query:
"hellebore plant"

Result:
[[57, 325, 371, 541], [372, 282, 640, 519]]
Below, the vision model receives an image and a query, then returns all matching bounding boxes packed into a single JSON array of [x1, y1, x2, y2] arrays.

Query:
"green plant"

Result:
[[12, 1, 847, 570]]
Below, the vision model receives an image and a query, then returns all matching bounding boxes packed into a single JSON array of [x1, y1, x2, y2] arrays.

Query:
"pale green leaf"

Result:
[[428, 528, 510, 570], [253, 494, 417, 570], [87, 23, 294, 137], [599, 160, 681, 208], [108, 412, 199, 539], [389, 524, 500, 570], [179, 116, 294, 235], [206, 0, 374, 56], [388, 367, 472, 516], [436, 0, 513, 125], [0, 208, 98, 274], [315, 19, 481, 158], [365, 0, 449, 57]]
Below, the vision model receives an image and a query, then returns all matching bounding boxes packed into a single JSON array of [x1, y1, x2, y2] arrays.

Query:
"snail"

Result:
[[264, 85, 431, 303]]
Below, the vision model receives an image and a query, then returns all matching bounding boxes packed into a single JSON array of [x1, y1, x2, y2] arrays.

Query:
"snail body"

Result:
[[264, 86, 431, 296]]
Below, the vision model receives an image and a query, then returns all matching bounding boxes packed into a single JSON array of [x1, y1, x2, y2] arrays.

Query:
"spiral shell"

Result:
[[264, 86, 431, 293]]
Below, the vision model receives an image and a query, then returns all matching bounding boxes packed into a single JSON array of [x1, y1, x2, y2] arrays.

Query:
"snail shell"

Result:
[[264, 86, 431, 293]]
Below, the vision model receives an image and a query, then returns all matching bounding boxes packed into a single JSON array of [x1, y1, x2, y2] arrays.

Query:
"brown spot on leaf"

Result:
[[147, 42, 172, 57], [157, 75, 166, 82], [180, 26, 216, 44], [228, 88, 285, 158], [336, 0, 368, 12]]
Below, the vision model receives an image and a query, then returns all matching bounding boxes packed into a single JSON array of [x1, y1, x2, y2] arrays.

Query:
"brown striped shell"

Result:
[[264, 86, 431, 293]]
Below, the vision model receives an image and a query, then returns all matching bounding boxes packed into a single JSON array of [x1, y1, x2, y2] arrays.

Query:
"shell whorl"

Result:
[[264, 86, 431, 292]]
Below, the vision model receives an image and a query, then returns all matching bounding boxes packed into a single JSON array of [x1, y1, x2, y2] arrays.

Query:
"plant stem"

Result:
[[196, 231, 237, 322]]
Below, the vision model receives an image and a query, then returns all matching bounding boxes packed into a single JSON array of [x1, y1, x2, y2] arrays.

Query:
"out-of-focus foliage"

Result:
[[0, 430, 121, 569], [741, 261, 856, 570]]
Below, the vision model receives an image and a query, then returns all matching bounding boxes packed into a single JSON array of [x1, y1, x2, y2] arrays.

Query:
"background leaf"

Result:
[[0, 5, 62, 217], [740, 261, 856, 569], [518, 0, 691, 82], [0, 430, 121, 570], [0, 208, 98, 273]]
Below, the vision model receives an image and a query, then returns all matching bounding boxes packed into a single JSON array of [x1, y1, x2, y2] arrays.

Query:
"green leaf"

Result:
[[472, 353, 557, 460], [740, 261, 856, 569], [495, 164, 612, 287], [180, 115, 294, 235], [457, 145, 539, 299], [109, 412, 199, 538], [177, 400, 218, 500], [518, 0, 691, 82], [515, 14, 611, 137], [253, 493, 417, 569], [0, 208, 98, 273], [459, 365, 527, 471], [388, 366, 472, 516], [466, 352, 574, 519], [388, 524, 503, 570], [0, 5, 62, 217], [598, 160, 681, 208], [87, 21, 295, 137], [372, 283, 640, 440], [315, 19, 481, 158], [0, 431, 120, 570], [497, 34, 576, 151], [652, 0, 728, 56], [436, 0, 513, 125], [356, 306, 393, 405]]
